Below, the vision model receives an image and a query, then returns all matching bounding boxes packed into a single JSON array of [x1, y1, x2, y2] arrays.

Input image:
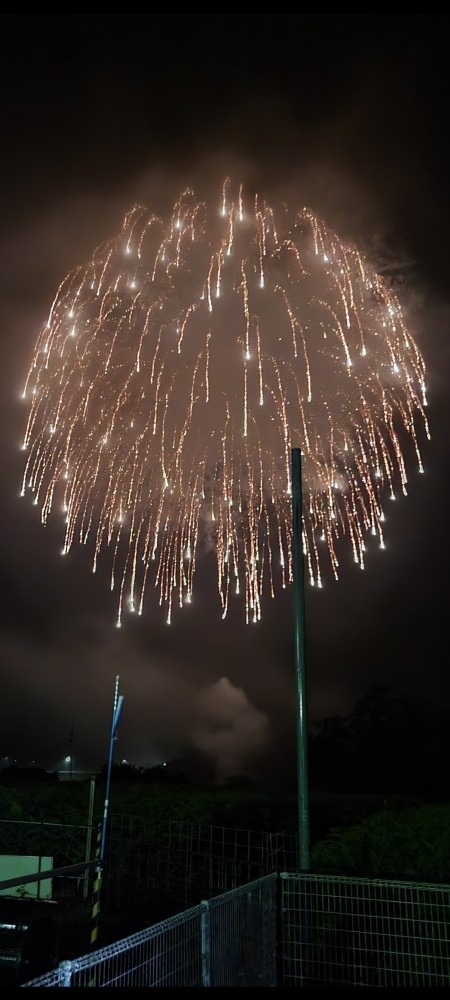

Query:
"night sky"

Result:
[[0, 16, 449, 782]]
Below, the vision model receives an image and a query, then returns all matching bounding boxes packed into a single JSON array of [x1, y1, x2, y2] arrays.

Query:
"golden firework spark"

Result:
[[20, 180, 429, 625]]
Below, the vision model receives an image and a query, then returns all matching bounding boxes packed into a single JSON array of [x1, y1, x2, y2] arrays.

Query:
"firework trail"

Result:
[[20, 180, 429, 625]]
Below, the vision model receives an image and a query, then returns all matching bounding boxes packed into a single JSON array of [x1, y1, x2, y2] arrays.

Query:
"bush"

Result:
[[312, 804, 450, 882]]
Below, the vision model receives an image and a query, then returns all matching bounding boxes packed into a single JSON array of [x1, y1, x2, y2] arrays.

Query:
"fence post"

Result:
[[59, 959, 73, 987], [200, 899, 211, 987]]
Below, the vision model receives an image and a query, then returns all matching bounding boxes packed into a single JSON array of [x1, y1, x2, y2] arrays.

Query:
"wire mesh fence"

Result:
[[148, 822, 295, 912], [70, 907, 203, 988], [22, 875, 277, 987], [0, 819, 291, 984], [207, 874, 277, 986], [19, 870, 450, 987], [19, 967, 64, 988], [281, 872, 450, 987], [105, 817, 296, 918]]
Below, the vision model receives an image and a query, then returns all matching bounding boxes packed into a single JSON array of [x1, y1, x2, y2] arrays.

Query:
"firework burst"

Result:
[[20, 179, 429, 624]]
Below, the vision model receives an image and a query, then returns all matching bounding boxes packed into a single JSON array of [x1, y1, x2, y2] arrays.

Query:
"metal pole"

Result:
[[83, 776, 96, 899], [89, 677, 123, 955], [291, 447, 310, 871], [100, 675, 120, 862]]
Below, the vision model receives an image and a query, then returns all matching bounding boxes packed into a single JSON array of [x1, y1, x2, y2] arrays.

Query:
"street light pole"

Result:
[[291, 447, 310, 871]]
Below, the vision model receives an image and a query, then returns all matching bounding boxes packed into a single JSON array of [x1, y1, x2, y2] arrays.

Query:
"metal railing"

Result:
[[281, 872, 450, 987], [21, 871, 450, 988], [22, 874, 277, 987]]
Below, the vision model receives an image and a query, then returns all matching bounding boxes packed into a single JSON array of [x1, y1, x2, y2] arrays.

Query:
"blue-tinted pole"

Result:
[[100, 674, 120, 862], [291, 447, 310, 871]]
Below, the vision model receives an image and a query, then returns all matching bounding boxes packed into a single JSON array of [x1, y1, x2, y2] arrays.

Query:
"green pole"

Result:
[[291, 447, 310, 871]]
